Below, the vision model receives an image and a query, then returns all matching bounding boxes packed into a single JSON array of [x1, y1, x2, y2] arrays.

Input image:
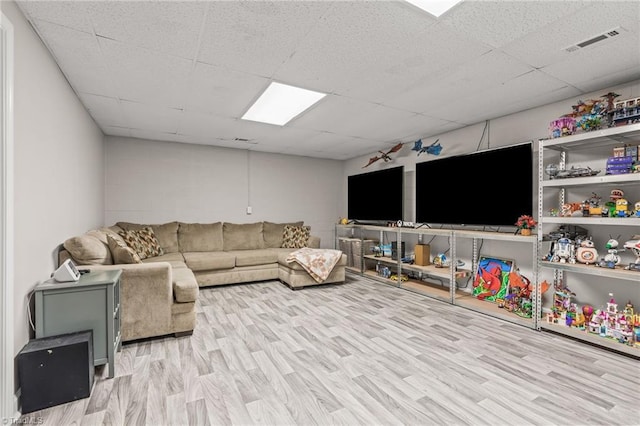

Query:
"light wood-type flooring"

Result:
[[20, 274, 640, 425]]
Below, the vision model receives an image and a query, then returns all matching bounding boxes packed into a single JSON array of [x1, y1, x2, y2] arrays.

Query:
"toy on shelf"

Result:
[[545, 164, 601, 179], [596, 236, 622, 268], [614, 198, 630, 217], [549, 93, 640, 138], [623, 235, 640, 271], [581, 193, 602, 217], [548, 281, 578, 326], [613, 96, 640, 125], [549, 237, 576, 263], [576, 237, 599, 264], [633, 201, 640, 218], [549, 116, 576, 138], [472, 257, 513, 302], [587, 294, 635, 345], [504, 270, 550, 318]]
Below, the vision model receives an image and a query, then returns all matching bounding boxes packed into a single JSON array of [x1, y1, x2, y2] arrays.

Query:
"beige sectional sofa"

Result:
[[60, 221, 346, 342]]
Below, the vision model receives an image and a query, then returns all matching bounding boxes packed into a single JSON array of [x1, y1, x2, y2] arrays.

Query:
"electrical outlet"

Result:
[[246, 206, 252, 214]]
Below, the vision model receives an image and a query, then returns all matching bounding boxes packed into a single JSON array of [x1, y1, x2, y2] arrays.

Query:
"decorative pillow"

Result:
[[282, 225, 310, 249], [118, 226, 164, 260], [116, 221, 179, 253], [263, 221, 303, 248], [107, 235, 142, 264]]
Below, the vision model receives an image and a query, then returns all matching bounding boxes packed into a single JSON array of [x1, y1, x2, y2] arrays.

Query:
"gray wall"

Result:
[[7, 0, 104, 366], [105, 137, 343, 248]]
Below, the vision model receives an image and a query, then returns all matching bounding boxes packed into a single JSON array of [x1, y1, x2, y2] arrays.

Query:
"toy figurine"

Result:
[[550, 237, 576, 263], [615, 198, 629, 217], [623, 236, 640, 271], [597, 236, 621, 268], [576, 237, 599, 264], [633, 201, 640, 218]]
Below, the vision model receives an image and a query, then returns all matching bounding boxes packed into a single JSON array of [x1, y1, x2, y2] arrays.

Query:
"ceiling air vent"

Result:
[[563, 27, 623, 53], [233, 137, 257, 144]]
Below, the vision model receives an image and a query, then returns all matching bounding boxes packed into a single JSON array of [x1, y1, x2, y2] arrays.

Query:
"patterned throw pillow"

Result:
[[118, 226, 164, 260], [107, 235, 142, 264], [282, 225, 310, 249]]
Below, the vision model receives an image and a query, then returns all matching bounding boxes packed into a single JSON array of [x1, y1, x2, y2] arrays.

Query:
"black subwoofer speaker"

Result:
[[18, 330, 94, 413]]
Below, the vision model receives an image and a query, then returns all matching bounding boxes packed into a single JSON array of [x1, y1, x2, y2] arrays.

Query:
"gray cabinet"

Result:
[[34, 269, 122, 378]]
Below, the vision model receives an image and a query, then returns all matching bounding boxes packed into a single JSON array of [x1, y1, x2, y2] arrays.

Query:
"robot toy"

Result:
[[623, 236, 640, 271], [596, 236, 622, 268], [550, 237, 576, 263]]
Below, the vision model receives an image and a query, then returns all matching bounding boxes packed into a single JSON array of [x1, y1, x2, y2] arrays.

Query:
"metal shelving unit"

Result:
[[537, 123, 640, 358], [336, 224, 539, 327]]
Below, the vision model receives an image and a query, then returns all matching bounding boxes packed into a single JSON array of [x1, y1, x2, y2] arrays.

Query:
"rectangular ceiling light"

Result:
[[405, 0, 463, 17], [241, 82, 326, 126]]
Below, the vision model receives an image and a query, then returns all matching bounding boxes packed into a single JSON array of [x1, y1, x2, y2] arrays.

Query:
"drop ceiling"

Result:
[[16, 0, 640, 160]]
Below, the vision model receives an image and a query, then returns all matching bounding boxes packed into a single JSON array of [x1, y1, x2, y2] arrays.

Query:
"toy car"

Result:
[[390, 273, 408, 282]]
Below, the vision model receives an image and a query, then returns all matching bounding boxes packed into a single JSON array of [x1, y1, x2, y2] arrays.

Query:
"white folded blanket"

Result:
[[286, 248, 342, 283]]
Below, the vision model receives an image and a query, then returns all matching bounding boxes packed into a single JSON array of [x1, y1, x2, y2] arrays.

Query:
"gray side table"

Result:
[[34, 269, 122, 379]]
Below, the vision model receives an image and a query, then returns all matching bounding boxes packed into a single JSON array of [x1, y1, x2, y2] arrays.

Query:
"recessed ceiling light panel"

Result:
[[405, 0, 463, 17], [241, 82, 327, 126]]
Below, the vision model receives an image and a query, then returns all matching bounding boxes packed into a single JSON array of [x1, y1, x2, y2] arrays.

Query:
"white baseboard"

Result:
[[13, 393, 20, 418]]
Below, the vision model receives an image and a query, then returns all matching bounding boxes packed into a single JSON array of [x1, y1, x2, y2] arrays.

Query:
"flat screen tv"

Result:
[[415, 142, 533, 227], [348, 166, 403, 223]]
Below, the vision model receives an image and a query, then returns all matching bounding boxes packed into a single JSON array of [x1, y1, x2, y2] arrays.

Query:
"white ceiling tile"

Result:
[[121, 101, 182, 134], [30, 19, 117, 97], [77, 93, 126, 127], [383, 50, 534, 112], [183, 62, 269, 117], [17, 0, 640, 160], [99, 38, 193, 109], [197, 1, 331, 77], [17, 1, 94, 33], [540, 35, 640, 88], [440, 0, 590, 48], [426, 70, 570, 121], [502, 1, 640, 68], [89, 1, 207, 60], [276, 2, 489, 102]]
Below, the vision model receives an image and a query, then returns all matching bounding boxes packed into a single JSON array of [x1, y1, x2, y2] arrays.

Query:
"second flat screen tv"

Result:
[[415, 142, 533, 227], [348, 166, 403, 223]]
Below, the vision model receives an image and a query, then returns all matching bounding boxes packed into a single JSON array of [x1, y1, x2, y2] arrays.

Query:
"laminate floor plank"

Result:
[[22, 277, 639, 425]]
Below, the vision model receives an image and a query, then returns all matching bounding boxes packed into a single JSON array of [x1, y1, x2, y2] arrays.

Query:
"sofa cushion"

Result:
[[178, 222, 223, 252], [183, 252, 236, 272], [263, 221, 303, 248], [227, 249, 278, 267], [119, 227, 164, 260], [116, 221, 179, 253], [142, 252, 187, 269], [223, 222, 265, 251], [63, 233, 113, 265], [172, 267, 199, 303], [107, 235, 142, 264], [282, 225, 310, 249]]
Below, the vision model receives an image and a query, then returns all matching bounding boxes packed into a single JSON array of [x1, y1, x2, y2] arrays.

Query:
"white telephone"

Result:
[[52, 259, 81, 282]]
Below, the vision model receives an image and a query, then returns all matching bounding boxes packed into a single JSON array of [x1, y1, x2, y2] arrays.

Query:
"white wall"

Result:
[[105, 137, 343, 248], [6, 0, 104, 387]]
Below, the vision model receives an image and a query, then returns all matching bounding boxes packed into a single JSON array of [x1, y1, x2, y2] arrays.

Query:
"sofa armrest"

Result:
[[85, 263, 174, 341], [308, 235, 321, 248]]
